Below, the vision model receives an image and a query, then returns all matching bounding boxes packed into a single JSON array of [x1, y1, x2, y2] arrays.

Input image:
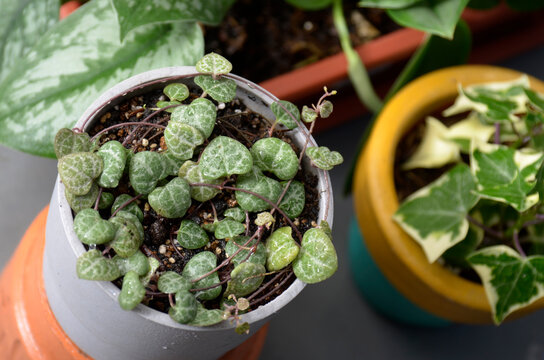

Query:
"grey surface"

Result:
[[3, 46, 544, 359]]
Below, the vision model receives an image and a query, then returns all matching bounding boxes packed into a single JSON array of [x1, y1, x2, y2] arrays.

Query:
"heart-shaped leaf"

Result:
[[58, 152, 103, 195], [73, 208, 117, 245], [97, 140, 127, 188], [225, 236, 266, 267], [194, 75, 237, 103], [271, 100, 300, 130], [279, 180, 305, 219], [225, 262, 266, 297], [129, 151, 166, 194], [200, 136, 253, 180], [266, 227, 300, 271], [168, 290, 198, 324], [148, 177, 192, 218], [164, 121, 204, 160], [359, 0, 420, 9], [114, 250, 150, 276], [319, 100, 333, 118], [111, 194, 143, 222], [182, 251, 221, 300], [306, 146, 344, 171], [65, 183, 99, 213], [214, 219, 246, 239], [158, 271, 192, 293], [224, 207, 245, 222], [187, 303, 224, 327], [109, 215, 143, 258], [251, 138, 299, 180], [157, 100, 181, 113], [196, 52, 233, 77], [293, 228, 338, 284], [178, 160, 222, 202], [76, 249, 121, 281], [118, 271, 146, 311], [162, 151, 187, 176], [98, 192, 114, 210], [140, 257, 160, 286], [255, 212, 275, 227], [301, 105, 317, 123], [164, 83, 190, 102], [235, 167, 282, 212], [54, 128, 91, 159], [170, 98, 217, 139], [177, 220, 209, 249]]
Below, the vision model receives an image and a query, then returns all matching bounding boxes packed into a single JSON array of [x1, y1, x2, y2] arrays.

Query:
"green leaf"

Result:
[[140, 257, 160, 286], [279, 180, 306, 219], [266, 227, 300, 271], [163, 83, 189, 102], [225, 236, 266, 267], [157, 271, 192, 293], [76, 249, 121, 281], [177, 220, 209, 249], [293, 228, 338, 284], [301, 106, 317, 124], [187, 303, 224, 327], [224, 207, 245, 222], [194, 75, 237, 103], [169, 290, 198, 324], [196, 52, 233, 77], [442, 223, 482, 268], [0, 0, 203, 157], [162, 151, 186, 176], [74, 208, 117, 245], [58, 152, 103, 195], [97, 141, 127, 188], [113, 251, 150, 276], [109, 214, 143, 258], [129, 151, 165, 194], [178, 160, 222, 202], [200, 136, 253, 180], [110, 0, 235, 41], [111, 194, 143, 222], [251, 138, 299, 180], [284, 0, 332, 10], [524, 88, 544, 111], [255, 212, 275, 227], [214, 219, 246, 239], [306, 146, 344, 171], [182, 251, 221, 300], [393, 164, 479, 263], [65, 183, 100, 213], [148, 177, 192, 218], [319, 100, 333, 118], [118, 271, 146, 311], [98, 191, 114, 210], [156, 100, 181, 113], [170, 97, 217, 139], [468, 245, 544, 324], [271, 100, 300, 130], [235, 167, 282, 212], [359, 0, 420, 8], [114, 211, 145, 241], [225, 262, 266, 297], [54, 128, 91, 159], [164, 121, 204, 160]]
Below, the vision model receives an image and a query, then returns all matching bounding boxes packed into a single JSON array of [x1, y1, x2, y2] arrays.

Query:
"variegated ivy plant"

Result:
[[394, 75, 544, 324], [55, 53, 341, 333]]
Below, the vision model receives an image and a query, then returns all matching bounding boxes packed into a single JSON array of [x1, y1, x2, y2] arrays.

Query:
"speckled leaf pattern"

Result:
[[54, 128, 91, 159], [306, 146, 344, 171], [225, 236, 266, 267], [73, 208, 117, 245], [0, 0, 204, 157], [114, 211, 145, 246], [225, 262, 265, 297], [98, 192, 114, 210], [97, 140, 127, 188], [196, 52, 233, 76], [187, 303, 224, 326], [65, 183, 99, 213], [224, 207, 245, 222], [293, 228, 338, 284], [157, 271, 192, 293], [76, 249, 121, 281], [162, 151, 186, 176], [58, 152, 103, 195], [319, 100, 333, 118], [164, 121, 204, 160], [109, 215, 143, 258], [200, 136, 253, 180], [164, 83, 190, 102], [271, 100, 300, 130], [170, 98, 217, 138], [140, 257, 160, 286], [114, 251, 150, 276], [251, 138, 298, 180], [182, 251, 221, 300], [129, 151, 165, 194], [178, 160, 222, 201], [177, 220, 209, 249], [255, 212, 275, 227], [118, 271, 146, 311], [266, 227, 300, 271], [235, 167, 282, 212], [168, 290, 198, 324], [279, 180, 305, 219], [148, 177, 192, 218], [214, 219, 246, 239], [157, 100, 181, 113], [301, 105, 317, 123], [194, 75, 237, 103], [111, 194, 143, 222]]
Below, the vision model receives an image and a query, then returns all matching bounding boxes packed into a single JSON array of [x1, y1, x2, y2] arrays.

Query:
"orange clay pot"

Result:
[[353, 65, 544, 324], [0, 208, 267, 359]]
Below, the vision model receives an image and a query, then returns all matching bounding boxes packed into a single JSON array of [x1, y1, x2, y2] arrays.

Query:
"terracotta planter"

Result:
[[352, 65, 544, 324]]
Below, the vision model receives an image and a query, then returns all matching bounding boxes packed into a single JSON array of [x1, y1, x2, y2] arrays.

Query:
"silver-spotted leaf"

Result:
[[118, 271, 146, 311], [293, 228, 338, 284], [170, 97, 216, 139], [235, 167, 282, 212], [114, 211, 145, 246], [319, 100, 333, 118], [178, 160, 222, 201], [111, 194, 143, 222], [214, 219, 246, 239], [54, 128, 91, 159], [114, 251, 150, 276], [58, 152, 103, 195], [164, 83, 190, 102], [306, 146, 344, 171], [65, 183, 99, 213], [76, 249, 121, 281], [74, 208, 116, 245], [225, 262, 265, 297], [177, 220, 209, 249], [194, 75, 237, 103], [109, 215, 143, 258], [97, 140, 127, 188], [196, 52, 233, 76], [168, 290, 198, 324], [98, 192, 114, 210], [162, 151, 186, 176], [148, 177, 192, 218], [129, 151, 166, 194], [187, 303, 224, 327], [251, 138, 298, 180], [225, 236, 266, 267], [200, 136, 253, 180], [266, 227, 300, 271], [158, 271, 192, 293], [279, 180, 305, 219], [157, 100, 181, 113], [271, 100, 300, 130], [164, 121, 204, 160], [224, 207, 245, 222], [140, 257, 160, 286], [182, 251, 221, 300], [301, 105, 317, 123]]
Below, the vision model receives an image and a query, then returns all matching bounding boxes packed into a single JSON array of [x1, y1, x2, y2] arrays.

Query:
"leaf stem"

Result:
[[466, 214, 504, 240], [94, 187, 103, 211], [110, 194, 143, 219], [91, 122, 166, 143], [513, 230, 527, 257]]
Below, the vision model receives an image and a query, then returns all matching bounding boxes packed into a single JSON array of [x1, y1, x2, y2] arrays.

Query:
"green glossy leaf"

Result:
[[225, 262, 266, 297], [129, 151, 166, 194], [178, 160, 222, 202], [164, 121, 204, 160], [306, 146, 344, 171], [271, 100, 300, 130], [224, 207, 245, 222], [118, 271, 146, 311], [393, 164, 479, 263], [169, 290, 198, 324], [214, 219, 246, 239], [54, 128, 91, 159], [251, 138, 298, 180], [225, 236, 266, 267], [114, 210, 145, 242], [182, 251, 221, 300], [76, 249, 121, 281], [98, 191, 114, 210], [194, 75, 237, 103], [97, 140, 127, 188], [235, 167, 282, 212], [156, 100, 181, 112], [524, 89, 544, 111], [58, 152, 103, 195], [0, 0, 203, 157], [170, 97, 217, 139], [442, 223, 482, 268], [148, 177, 192, 218], [266, 227, 300, 271], [196, 52, 233, 76], [301, 105, 317, 124], [285, 0, 332, 10], [111, 194, 143, 222], [164, 83, 189, 102], [114, 250, 150, 276], [359, 0, 420, 8], [74, 208, 117, 245], [65, 183, 100, 213], [157, 271, 192, 293], [319, 100, 333, 118], [140, 257, 160, 286], [109, 214, 143, 258], [200, 136, 253, 180], [187, 303, 224, 327], [177, 220, 209, 249], [293, 228, 338, 284], [279, 180, 305, 219]]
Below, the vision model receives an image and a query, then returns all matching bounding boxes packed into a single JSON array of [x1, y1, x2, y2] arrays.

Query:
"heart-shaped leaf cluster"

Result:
[[129, 151, 166, 194], [293, 227, 338, 284], [170, 98, 217, 138], [182, 251, 221, 300], [177, 220, 209, 249], [196, 52, 233, 77], [59, 152, 103, 195], [148, 177, 192, 218], [194, 75, 237, 103], [178, 160, 222, 202], [271, 100, 300, 130], [235, 167, 282, 212], [54, 128, 91, 159], [200, 136, 253, 180], [306, 146, 344, 171]]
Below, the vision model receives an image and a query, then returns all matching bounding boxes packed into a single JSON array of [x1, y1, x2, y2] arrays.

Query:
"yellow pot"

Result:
[[353, 65, 544, 324]]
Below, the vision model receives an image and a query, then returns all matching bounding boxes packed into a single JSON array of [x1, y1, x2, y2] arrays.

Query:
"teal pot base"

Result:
[[348, 218, 450, 327]]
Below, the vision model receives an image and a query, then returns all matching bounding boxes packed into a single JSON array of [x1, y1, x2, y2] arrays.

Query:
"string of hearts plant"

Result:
[[394, 75, 544, 324], [54, 53, 341, 333]]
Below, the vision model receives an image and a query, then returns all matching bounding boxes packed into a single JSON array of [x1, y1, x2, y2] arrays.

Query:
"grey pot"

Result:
[[43, 67, 334, 360]]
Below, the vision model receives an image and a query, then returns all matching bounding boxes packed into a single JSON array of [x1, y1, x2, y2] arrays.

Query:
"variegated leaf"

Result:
[[196, 52, 233, 76], [148, 177, 192, 218], [58, 152, 103, 195], [157, 271, 192, 293], [266, 227, 300, 271], [109, 214, 143, 258], [224, 207, 245, 222], [306, 146, 343, 171], [178, 160, 222, 202], [301, 105, 317, 123], [111, 194, 143, 222], [65, 183, 99, 213], [279, 180, 305, 219], [168, 290, 198, 324], [140, 257, 160, 286], [164, 121, 204, 160], [214, 219, 245, 239], [319, 100, 333, 118], [225, 236, 266, 267], [54, 128, 91, 159], [225, 262, 265, 297], [187, 303, 224, 327], [98, 192, 114, 210], [162, 151, 186, 176], [115, 211, 144, 242], [163, 83, 190, 102], [293, 228, 338, 284], [194, 75, 236, 103], [76, 249, 121, 281], [118, 271, 146, 311], [255, 212, 275, 227], [182, 251, 221, 300], [271, 100, 300, 130], [157, 100, 181, 113], [73, 208, 117, 245], [97, 140, 127, 188], [114, 250, 150, 276], [170, 97, 216, 139], [251, 137, 298, 180], [177, 220, 209, 249], [200, 136, 253, 180], [129, 151, 165, 194], [235, 167, 282, 212]]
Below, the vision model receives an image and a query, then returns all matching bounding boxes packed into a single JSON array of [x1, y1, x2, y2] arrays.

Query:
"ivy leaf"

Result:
[[148, 177, 192, 218], [65, 183, 99, 213], [177, 220, 209, 249], [279, 180, 306, 219], [97, 140, 127, 188], [468, 245, 544, 324], [113, 251, 150, 276], [109, 214, 143, 258], [225, 236, 266, 267], [163, 83, 189, 102], [196, 52, 233, 77], [271, 100, 300, 130], [118, 271, 146, 311], [168, 291, 198, 324], [178, 160, 222, 202], [129, 151, 166, 194], [214, 219, 246, 239], [98, 192, 114, 210], [235, 167, 282, 212], [182, 251, 221, 300], [224, 207, 245, 222], [301, 105, 317, 124], [111, 194, 143, 222], [194, 75, 237, 103], [170, 97, 217, 139], [266, 227, 300, 271], [73, 208, 117, 245], [164, 121, 204, 160], [157, 271, 192, 293], [393, 164, 479, 263], [76, 249, 121, 281], [225, 262, 266, 297], [58, 152, 103, 195], [200, 136, 253, 180], [306, 146, 344, 171], [442, 223, 483, 268], [54, 128, 91, 159], [293, 228, 338, 284], [251, 138, 299, 180], [187, 303, 224, 327]]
